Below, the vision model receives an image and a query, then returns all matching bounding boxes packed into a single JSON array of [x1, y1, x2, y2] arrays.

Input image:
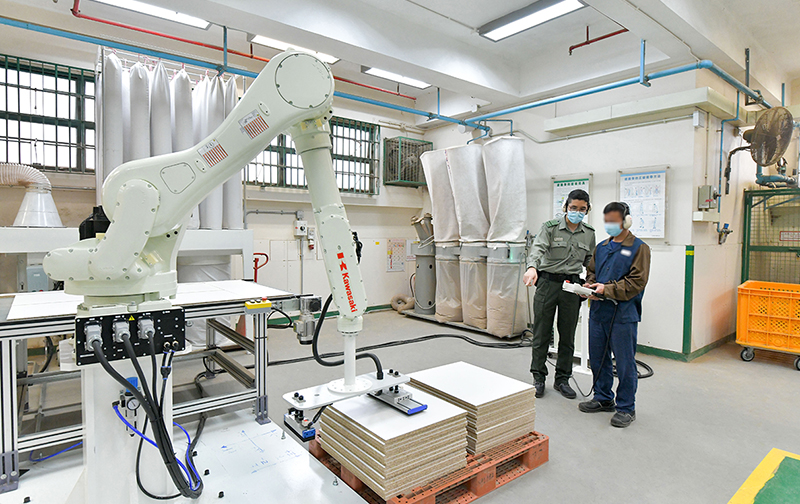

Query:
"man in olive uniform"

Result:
[[523, 189, 595, 399]]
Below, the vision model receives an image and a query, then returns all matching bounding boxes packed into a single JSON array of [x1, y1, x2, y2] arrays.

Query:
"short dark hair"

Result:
[[564, 189, 590, 210], [603, 202, 629, 218]]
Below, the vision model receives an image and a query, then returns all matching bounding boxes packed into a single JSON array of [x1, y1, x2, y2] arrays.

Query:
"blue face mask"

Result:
[[605, 222, 623, 237], [566, 211, 585, 224]]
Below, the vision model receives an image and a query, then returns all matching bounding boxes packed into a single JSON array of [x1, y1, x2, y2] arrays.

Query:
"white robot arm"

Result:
[[44, 51, 367, 332]]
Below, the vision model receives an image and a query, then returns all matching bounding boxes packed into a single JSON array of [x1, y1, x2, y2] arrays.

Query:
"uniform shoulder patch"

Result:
[[544, 219, 559, 228], [582, 222, 595, 231]]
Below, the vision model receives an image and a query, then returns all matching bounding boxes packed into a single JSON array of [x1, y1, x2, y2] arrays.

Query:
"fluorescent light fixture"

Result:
[[361, 67, 431, 89], [249, 35, 339, 64], [479, 0, 584, 42], [90, 0, 210, 29]]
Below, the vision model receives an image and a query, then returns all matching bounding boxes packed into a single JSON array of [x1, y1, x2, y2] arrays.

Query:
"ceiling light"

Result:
[[249, 35, 339, 64], [479, 0, 584, 42], [90, 0, 210, 29], [361, 67, 431, 89]]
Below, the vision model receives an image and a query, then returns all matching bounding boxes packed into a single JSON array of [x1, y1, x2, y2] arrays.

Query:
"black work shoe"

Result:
[[533, 381, 545, 398], [553, 382, 577, 399], [610, 411, 636, 428], [578, 399, 616, 413]]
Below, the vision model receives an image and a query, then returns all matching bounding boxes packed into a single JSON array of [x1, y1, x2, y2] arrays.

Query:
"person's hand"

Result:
[[523, 267, 538, 287], [587, 283, 604, 300]]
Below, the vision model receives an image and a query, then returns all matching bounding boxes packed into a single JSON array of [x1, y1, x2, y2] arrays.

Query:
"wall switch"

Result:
[[293, 220, 308, 237]]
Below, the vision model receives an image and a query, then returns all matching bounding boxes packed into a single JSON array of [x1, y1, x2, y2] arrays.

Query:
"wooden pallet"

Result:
[[310, 431, 549, 504]]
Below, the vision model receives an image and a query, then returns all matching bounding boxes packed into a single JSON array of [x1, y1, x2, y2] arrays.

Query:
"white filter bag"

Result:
[[434, 256, 462, 322], [486, 258, 527, 337], [199, 76, 225, 230], [482, 136, 527, 243], [150, 62, 172, 156], [101, 53, 124, 181], [128, 62, 150, 161], [459, 248, 487, 329], [445, 144, 489, 244], [222, 77, 243, 230], [121, 68, 131, 163], [420, 150, 459, 246]]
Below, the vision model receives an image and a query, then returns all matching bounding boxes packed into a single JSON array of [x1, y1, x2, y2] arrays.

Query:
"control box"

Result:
[[294, 220, 308, 237], [74, 308, 186, 366]]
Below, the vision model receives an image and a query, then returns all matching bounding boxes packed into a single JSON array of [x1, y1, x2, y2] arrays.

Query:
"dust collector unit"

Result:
[[0, 163, 63, 227]]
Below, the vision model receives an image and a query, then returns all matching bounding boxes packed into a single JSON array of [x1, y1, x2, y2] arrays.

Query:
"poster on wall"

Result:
[[619, 168, 667, 239], [552, 175, 592, 219], [386, 238, 407, 272]]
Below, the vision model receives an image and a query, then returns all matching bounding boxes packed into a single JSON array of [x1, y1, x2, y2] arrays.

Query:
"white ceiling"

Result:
[[1, 0, 795, 126]]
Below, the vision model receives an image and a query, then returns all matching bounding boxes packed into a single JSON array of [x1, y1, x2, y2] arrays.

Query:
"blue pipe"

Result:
[[222, 26, 228, 74], [782, 83, 785, 106], [717, 91, 739, 233], [334, 91, 488, 130], [0, 16, 488, 132], [470, 60, 772, 123], [0, 16, 771, 134], [466, 128, 489, 144], [639, 39, 650, 87]]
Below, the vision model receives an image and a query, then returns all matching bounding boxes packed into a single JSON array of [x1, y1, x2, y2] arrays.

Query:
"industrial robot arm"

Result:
[[43, 51, 366, 330]]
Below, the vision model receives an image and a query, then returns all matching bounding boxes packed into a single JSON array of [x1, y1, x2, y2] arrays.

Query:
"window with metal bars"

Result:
[[245, 116, 380, 195], [0, 54, 96, 174]]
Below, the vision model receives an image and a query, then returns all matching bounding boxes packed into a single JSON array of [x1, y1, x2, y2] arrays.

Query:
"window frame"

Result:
[[0, 54, 96, 174]]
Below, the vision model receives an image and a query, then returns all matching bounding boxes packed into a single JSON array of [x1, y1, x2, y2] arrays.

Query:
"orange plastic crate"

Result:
[[737, 280, 800, 355]]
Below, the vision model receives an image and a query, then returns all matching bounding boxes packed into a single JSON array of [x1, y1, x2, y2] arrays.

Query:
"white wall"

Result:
[[423, 70, 751, 354]]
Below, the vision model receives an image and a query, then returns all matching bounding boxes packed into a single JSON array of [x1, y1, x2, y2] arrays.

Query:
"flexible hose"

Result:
[[93, 340, 201, 499], [312, 294, 384, 379]]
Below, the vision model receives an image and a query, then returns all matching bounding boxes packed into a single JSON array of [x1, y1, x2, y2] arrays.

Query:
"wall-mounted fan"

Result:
[[725, 106, 797, 191]]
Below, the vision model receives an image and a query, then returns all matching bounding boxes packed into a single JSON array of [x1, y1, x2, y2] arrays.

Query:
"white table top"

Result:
[[2, 280, 292, 320]]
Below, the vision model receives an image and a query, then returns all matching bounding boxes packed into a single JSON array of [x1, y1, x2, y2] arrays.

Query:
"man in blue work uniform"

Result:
[[579, 202, 651, 428]]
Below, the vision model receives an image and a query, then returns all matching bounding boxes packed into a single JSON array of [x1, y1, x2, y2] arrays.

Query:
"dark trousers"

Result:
[[530, 277, 580, 384], [588, 319, 638, 413]]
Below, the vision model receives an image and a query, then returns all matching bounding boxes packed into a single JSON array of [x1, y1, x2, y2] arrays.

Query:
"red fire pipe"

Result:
[[70, 0, 417, 101], [569, 26, 628, 55]]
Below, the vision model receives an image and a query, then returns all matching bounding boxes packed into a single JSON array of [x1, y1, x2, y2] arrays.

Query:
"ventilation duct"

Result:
[[1, 163, 63, 228]]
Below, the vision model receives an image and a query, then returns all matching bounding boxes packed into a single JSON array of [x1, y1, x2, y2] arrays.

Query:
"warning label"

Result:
[[239, 110, 269, 139], [198, 139, 228, 167]]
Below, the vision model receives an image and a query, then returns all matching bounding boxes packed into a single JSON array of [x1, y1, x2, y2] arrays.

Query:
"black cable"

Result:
[[117, 338, 202, 499], [40, 336, 55, 373], [312, 295, 383, 379], [267, 307, 293, 329], [149, 339, 159, 411], [135, 417, 180, 500], [311, 405, 327, 426]]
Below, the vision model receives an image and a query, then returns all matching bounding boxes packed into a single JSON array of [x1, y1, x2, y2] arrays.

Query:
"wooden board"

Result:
[[319, 386, 469, 500]]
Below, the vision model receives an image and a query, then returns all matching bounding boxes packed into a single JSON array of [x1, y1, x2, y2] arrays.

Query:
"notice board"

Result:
[[552, 175, 592, 219], [619, 168, 668, 239]]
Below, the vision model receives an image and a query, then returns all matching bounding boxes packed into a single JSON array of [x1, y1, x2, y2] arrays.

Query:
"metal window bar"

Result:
[[742, 188, 800, 284], [245, 116, 380, 195], [0, 54, 95, 174], [383, 136, 432, 187]]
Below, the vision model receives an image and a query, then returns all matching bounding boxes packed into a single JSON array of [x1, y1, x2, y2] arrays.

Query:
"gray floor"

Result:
[[23, 310, 800, 503]]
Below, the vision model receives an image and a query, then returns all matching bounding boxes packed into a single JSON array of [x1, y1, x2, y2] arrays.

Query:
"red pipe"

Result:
[[569, 27, 628, 55], [70, 0, 416, 101]]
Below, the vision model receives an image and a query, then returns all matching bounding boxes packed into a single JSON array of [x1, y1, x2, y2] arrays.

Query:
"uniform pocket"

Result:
[[575, 241, 591, 260], [550, 241, 569, 259]]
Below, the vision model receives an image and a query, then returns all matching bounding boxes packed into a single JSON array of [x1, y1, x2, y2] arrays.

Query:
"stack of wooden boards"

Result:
[[410, 361, 536, 453], [318, 386, 468, 500]]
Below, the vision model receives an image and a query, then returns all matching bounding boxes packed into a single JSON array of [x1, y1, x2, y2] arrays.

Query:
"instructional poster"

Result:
[[552, 177, 591, 218], [386, 238, 406, 272], [619, 169, 667, 238]]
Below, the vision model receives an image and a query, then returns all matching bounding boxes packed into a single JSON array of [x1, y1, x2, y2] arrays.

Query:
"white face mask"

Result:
[[604, 222, 623, 237]]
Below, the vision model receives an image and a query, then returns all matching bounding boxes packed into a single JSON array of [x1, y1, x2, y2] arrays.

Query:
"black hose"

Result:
[[149, 338, 159, 410], [114, 338, 202, 499], [267, 307, 293, 329], [40, 336, 55, 373], [311, 295, 383, 379]]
